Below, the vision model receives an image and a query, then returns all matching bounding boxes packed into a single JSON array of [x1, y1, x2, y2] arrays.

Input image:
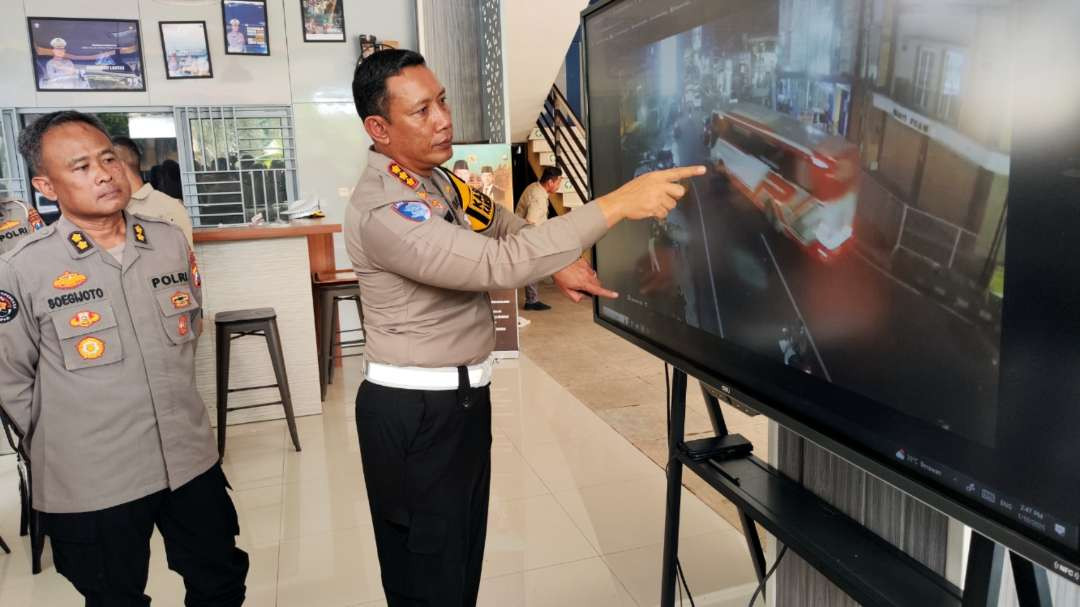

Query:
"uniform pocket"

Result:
[[50, 303, 123, 371], [154, 287, 201, 345]]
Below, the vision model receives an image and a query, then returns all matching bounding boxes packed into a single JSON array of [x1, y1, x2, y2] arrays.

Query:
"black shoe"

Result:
[[524, 301, 551, 311]]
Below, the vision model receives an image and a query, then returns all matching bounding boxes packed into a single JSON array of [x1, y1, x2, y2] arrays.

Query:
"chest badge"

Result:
[[178, 315, 190, 337], [171, 292, 191, 309], [69, 310, 101, 329], [53, 272, 88, 290], [76, 337, 105, 360], [0, 291, 19, 324], [69, 231, 93, 253]]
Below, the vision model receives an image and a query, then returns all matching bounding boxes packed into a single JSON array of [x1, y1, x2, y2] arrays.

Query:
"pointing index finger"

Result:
[[657, 165, 707, 182]]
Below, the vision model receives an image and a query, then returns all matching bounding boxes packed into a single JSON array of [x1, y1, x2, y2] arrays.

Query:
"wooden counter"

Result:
[[194, 219, 342, 279]]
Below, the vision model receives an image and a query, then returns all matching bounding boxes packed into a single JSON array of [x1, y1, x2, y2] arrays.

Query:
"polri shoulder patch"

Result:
[[391, 201, 432, 223], [0, 290, 18, 324]]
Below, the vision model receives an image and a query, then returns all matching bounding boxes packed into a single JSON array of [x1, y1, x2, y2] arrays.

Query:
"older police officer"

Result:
[[0, 111, 248, 605], [346, 50, 703, 606]]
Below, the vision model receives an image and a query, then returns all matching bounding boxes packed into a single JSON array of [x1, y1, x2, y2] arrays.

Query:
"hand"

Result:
[[597, 165, 706, 227], [552, 258, 618, 303]]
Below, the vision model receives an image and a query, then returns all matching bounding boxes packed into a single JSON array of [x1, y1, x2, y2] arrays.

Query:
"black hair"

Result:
[[481, 166, 494, 174], [352, 49, 427, 120], [540, 166, 563, 184], [17, 110, 109, 175], [111, 136, 142, 172], [453, 159, 470, 172]]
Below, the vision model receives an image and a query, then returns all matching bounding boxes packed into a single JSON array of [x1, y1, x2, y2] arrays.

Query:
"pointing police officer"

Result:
[[346, 49, 704, 606], [0, 111, 248, 605]]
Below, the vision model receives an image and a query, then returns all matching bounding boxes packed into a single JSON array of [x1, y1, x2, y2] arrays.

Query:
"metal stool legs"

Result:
[[265, 318, 302, 453], [318, 288, 365, 401], [215, 323, 231, 457]]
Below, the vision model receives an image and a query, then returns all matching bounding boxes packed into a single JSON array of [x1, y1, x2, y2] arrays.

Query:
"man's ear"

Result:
[[31, 175, 58, 201], [364, 115, 391, 147]]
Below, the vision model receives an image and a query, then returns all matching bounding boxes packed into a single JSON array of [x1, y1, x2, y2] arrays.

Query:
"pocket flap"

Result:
[[51, 304, 118, 340], [155, 287, 200, 318]]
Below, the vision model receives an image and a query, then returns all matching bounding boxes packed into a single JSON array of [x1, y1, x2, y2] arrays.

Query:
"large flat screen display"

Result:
[[585, 0, 1080, 581]]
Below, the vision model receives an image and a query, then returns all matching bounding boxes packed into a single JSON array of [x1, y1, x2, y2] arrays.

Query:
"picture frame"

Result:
[[26, 17, 146, 92], [159, 21, 213, 80], [222, 0, 271, 56], [300, 0, 346, 43]]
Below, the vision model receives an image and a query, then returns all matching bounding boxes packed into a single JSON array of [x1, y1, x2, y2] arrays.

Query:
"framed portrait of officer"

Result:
[[27, 17, 146, 92], [222, 0, 270, 56]]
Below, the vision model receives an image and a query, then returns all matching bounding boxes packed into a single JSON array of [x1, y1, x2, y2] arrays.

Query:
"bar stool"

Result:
[[313, 270, 365, 401], [214, 308, 301, 457]]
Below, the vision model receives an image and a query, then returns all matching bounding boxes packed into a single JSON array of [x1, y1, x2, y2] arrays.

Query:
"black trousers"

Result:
[[355, 380, 493, 607], [41, 465, 249, 607]]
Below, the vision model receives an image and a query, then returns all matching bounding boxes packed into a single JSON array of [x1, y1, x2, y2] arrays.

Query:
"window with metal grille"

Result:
[[174, 106, 298, 226], [0, 109, 28, 202]]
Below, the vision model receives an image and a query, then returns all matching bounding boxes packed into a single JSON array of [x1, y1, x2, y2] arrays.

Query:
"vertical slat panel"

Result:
[[420, 0, 484, 143]]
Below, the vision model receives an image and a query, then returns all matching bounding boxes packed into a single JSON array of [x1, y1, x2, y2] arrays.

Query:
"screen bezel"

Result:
[[581, 0, 1080, 584]]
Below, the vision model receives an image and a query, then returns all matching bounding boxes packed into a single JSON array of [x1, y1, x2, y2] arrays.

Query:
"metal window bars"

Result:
[[174, 106, 299, 226], [0, 109, 28, 202]]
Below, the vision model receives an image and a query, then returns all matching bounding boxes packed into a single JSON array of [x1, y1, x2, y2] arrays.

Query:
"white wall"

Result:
[[503, 0, 586, 142], [0, 0, 417, 272]]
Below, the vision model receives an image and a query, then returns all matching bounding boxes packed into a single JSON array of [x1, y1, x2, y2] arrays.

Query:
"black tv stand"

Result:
[[659, 367, 1053, 607]]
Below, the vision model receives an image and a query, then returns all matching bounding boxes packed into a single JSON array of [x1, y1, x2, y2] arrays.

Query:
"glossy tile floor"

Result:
[[0, 288, 763, 606]]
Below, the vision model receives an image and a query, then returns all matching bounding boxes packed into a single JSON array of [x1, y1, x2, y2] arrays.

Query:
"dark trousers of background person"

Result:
[[355, 380, 492, 607], [41, 465, 249, 607]]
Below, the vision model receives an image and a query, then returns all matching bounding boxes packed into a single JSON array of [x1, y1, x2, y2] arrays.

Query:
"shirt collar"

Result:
[[131, 183, 154, 201]]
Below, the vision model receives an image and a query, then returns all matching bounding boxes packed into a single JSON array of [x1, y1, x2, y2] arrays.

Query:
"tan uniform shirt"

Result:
[[0, 212, 217, 513], [0, 199, 45, 255], [127, 183, 194, 247], [515, 182, 551, 226], [345, 150, 608, 367]]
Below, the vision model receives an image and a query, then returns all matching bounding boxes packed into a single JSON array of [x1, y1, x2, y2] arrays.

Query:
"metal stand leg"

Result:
[[1009, 552, 1053, 607], [266, 319, 302, 453], [700, 382, 729, 436], [215, 325, 231, 458], [660, 369, 688, 607], [318, 288, 335, 401], [961, 532, 1051, 607]]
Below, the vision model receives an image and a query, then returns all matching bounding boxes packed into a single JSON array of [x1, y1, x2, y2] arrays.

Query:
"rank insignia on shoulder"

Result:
[[0, 290, 19, 324], [76, 336, 105, 360], [171, 291, 191, 309], [133, 223, 148, 244], [53, 271, 88, 290], [69, 231, 93, 253], [69, 310, 101, 329], [391, 201, 431, 223], [388, 163, 419, 190]]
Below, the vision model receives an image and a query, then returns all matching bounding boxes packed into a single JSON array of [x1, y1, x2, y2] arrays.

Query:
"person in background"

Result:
[[0, 198, 47, 255], [1, 110, 247, 606], [113, 137, 194, 247], [515, 166, 564, 311], [42, 37, 83, 90], [226, 18, 246, 53], [478, 166, 505, 203], [150, 159, 184, 200], [452, 159, 472, 185]]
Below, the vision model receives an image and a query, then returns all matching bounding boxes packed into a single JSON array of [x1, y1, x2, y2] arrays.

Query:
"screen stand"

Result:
[[658, 367, 1054, 607], [962, 532, 1052, 607]]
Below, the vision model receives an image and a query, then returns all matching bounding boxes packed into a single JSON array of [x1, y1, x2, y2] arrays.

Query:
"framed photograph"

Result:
[[301, 0, 345, 42], [159, 21, 213, 79], [27, 17, 145, 92], [222, 0, 270, 56]]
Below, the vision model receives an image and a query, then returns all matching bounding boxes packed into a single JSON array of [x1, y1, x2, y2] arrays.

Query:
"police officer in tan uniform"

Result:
[[0, 111, 248, 605], [346, 50, 704, 606], [113, 136, 195, 247], [0, 198, 46, 255]]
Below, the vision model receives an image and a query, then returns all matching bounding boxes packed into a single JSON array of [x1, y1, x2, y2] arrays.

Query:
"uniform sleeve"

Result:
[[0, 261, 39, 435], [486, 203, 530, 238], [174, 204, 194, 248], [362, 200, 607, 292]]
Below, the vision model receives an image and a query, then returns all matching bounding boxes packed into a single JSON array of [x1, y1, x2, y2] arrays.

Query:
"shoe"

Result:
[[524, 301, 551, 311]]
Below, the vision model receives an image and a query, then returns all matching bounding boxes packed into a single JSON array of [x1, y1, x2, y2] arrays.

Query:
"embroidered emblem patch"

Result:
[[0, 291, 18, 324], [133, 223, 148, 244], [69, 231, 93, 253], [388, 163, 419, 189], [171, 292, 191, 309], [69, 310, 101, 329], [27, 208, 45, 231], [178, 315, 190, 337], [391, 201, 431, 223], [53, 272, 88, 290], [76, 337, 105, 360], [0, 220, 18, 231], [189, 251, 202, 288]]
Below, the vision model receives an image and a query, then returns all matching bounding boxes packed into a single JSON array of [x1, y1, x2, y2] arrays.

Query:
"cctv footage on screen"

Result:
[[582, 0, 1080, 547]]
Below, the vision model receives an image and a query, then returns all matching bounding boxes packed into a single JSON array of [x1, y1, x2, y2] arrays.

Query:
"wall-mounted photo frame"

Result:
[[301, 0, 345, 42], [222, 0, 270, 56], [27, 17, 145, 92], [159, 21, 213, 79]]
